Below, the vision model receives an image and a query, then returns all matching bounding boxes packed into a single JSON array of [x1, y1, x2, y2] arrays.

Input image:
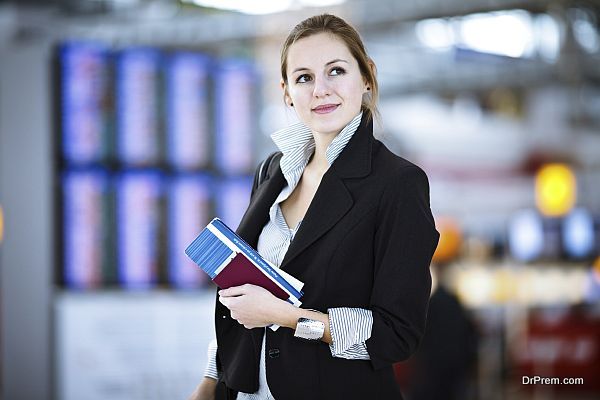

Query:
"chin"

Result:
[[308, 113, 352, 135]]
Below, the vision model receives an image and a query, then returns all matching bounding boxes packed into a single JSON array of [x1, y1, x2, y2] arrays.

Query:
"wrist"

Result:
[[273, 301, 302, 329]]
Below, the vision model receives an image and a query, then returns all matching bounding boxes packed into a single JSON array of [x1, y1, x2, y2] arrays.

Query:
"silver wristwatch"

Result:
[[294, 317, 325, 341]]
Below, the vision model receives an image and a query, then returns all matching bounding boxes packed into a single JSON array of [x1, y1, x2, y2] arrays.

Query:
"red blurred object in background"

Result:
[[512, 306, 600, 394]]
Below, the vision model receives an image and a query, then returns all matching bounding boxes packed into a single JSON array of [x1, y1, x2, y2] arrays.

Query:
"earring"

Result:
[[289, 102, 294, 107]]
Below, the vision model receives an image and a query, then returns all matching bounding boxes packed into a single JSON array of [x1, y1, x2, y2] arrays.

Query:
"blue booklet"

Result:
[[185, 218, 304, 304]]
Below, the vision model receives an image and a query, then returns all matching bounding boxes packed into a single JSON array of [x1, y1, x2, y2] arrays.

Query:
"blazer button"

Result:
[[268, 348, 280, 359]]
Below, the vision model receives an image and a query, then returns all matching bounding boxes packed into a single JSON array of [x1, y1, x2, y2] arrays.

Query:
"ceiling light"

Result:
[[184, 0, 294, 15], [459, 10, 534, 58], [415, 18, 454, 50]]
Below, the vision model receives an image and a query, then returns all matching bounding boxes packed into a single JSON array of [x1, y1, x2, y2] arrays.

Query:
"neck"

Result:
[[310, 131, 337, 172], [305, 111, 365, 173]]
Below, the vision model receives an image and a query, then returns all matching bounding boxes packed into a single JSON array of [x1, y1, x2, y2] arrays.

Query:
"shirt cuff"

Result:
[[203, 338, 219, 380], [328, 307, 373, 360]]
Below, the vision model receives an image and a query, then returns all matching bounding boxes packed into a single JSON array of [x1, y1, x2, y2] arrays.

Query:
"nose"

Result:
[[313, 74, 331, 98]]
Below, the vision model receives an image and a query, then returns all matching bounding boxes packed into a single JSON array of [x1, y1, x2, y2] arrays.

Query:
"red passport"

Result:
[[212, 253, 289, 300]]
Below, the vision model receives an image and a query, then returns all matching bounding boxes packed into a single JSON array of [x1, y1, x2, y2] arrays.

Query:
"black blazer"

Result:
[[214, 114, 440, 400]]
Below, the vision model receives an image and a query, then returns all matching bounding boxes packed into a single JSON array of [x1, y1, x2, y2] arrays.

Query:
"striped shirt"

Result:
[[206, 112, 373, 399]]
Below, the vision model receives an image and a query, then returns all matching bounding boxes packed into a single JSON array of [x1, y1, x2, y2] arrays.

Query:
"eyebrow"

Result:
[[292, 59, 349, 74]]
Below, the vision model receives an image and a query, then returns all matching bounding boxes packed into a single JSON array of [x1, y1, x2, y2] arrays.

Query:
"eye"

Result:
[[330, 66, 346, 76], [295, 74, 312, 84]]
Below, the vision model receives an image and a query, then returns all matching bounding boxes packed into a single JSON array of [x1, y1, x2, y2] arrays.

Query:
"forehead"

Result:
[[286, 32, 355, 73]]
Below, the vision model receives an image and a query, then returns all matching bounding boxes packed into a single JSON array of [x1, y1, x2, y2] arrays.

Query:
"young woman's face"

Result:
[[283, 32, 369, 136]]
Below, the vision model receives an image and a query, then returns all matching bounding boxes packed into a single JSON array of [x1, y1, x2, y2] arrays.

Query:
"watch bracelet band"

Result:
[[293, 309, 326, 341]]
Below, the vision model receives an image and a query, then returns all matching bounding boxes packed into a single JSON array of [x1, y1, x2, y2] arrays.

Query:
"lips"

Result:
[[312, 104, 339, 114]]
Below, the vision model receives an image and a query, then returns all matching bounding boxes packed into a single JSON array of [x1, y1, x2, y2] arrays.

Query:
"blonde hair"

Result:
[[280, 14, 380, 124]]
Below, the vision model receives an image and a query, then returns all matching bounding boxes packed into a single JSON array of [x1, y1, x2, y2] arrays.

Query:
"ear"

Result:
[[281, 79, 293, 106], [368, 58, 377, 76], [363, 79, 371, 94], [364, 59, 377, 93]]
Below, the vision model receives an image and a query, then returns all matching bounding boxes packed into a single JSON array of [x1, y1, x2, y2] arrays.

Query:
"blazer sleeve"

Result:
[[365, 165, 440, 370]]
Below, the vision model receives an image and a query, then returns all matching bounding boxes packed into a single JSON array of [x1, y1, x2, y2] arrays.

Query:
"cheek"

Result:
[[289, 86, 309, 102], [348, 81, 367, 99], [289, 90, 314, 115], [332, 77, 363, 99], [338, 86, 365, 110]]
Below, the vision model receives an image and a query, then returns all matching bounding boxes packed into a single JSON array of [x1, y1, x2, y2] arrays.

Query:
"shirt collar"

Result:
[[270, 112, 363, 188]]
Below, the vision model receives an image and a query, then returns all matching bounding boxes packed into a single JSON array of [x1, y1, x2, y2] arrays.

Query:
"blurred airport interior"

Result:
[[1, 0, 600, 399]]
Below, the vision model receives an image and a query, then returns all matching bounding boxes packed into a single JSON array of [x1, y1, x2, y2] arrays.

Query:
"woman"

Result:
[[190, 13, 439, 400]]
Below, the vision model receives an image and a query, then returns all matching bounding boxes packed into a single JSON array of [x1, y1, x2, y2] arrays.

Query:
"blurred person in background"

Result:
[[402, 263, 479, 400], [189, 13, 439, 400]]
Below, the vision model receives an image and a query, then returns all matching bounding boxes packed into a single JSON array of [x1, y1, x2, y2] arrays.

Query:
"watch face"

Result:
[[294, 318, 325, 341]]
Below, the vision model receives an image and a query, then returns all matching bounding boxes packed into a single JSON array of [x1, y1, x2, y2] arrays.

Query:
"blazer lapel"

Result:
[[280, 172, 353, 273]]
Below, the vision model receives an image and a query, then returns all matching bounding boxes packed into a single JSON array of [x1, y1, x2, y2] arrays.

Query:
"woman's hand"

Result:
[[187, 377, 216, 400], [218, 284, 295, 329]]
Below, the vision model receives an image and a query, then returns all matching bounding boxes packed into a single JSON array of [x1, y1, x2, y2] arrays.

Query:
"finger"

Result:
[[219, 296, 231, 308], [219, 285, 248, 297]]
